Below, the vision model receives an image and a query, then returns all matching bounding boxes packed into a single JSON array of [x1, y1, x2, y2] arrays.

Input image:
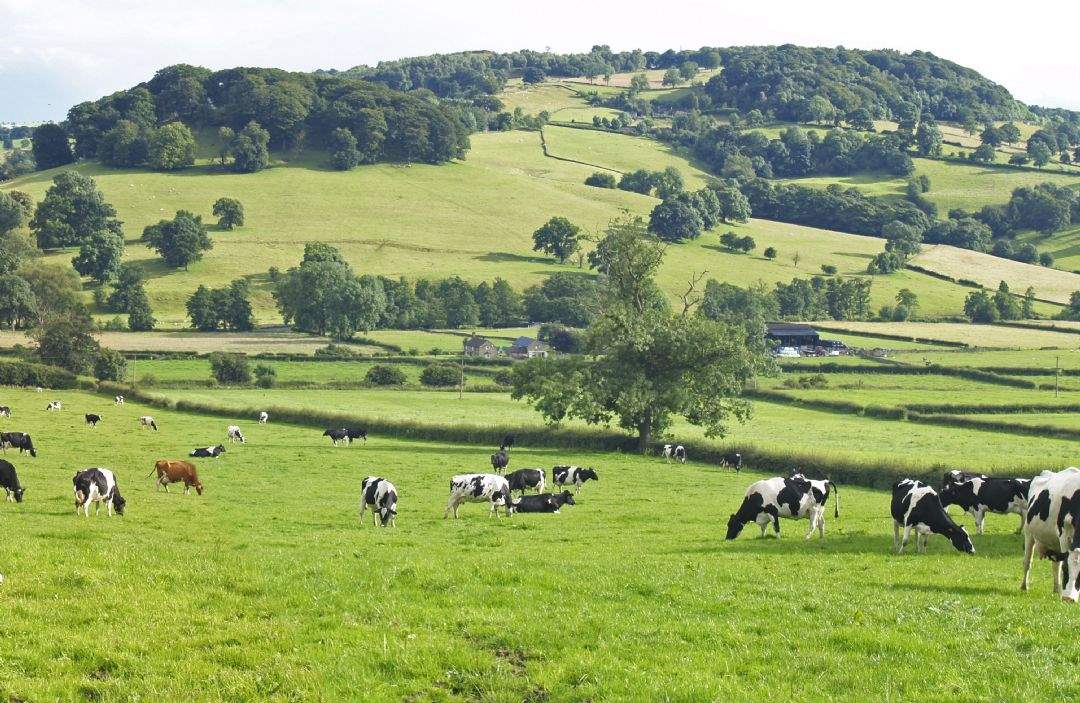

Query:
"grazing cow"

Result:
[[359, 476, 398, 527], [1021, 467, 1080, 601], [513, 490, 576, 513], [939, 474, 1030, 535], [226, 425, 245, 443], [84, 413, 101, 428], [552, 466, 598, 493], [942, 469, 984, 491], [501, 434, 515, 451], [726, 475, 837, 540], [138, 416, 158, 431], [345, 427, 367, 443], [662, 444, 687, 463], [0, 459, 24, 503], [1, 432, 36, 457], [34, 387, 42, 393], [720, 452, 743, 473], [323, 428, 349, 446], [115, 395, 124, 405], [0, 407, 11, 418], [258, 411, 269, 424], [148, 459, 204, 495], [46, 401, 61, 411], [72, 468, 126, 517], [506, 468, 545, 496], [891, 479, 974, 554], [444, 474, 514, 518], [189, 444, 226, 459], [490, 449, 509, 474]]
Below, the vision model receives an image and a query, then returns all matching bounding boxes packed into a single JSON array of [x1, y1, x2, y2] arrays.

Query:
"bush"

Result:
[[0, 359, 77, 389], [764, 247, 777, 260], [820, 264, 838, 275], [584, 172, 617, 188], [420, 363, 459, 387], [209, 352, 252, 384], [493, 369, 514, 386], [93, 348, 128, 382], [366, 364, 407, 386], [254, 363, 277, 388], [314, 343, 359, 359]]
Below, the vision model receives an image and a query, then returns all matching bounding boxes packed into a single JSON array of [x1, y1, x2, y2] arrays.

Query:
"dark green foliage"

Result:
[[209, 352, 252, 384], [1060, 291, 1080, 321], [538, 324, 583, 353], [105, 264, 145, 313], [93, 348, 128, 382], [963, 290, 999, 323], [273, 244, 386, 339], [254, 364, 277, 388], [821, 264, 837, 275], [97, 120, 150, 167], [185, 280, 255, 331], [32, 314, 100, 373], [366, 364, 407, 386], [649, 198, 702, 242], [774, 276, 871, 320], [19, 262, 86, 325], [993, 281, 1021, 321], [30, 172, 121, 249], [584, 172, 617, 188], [0, 275, 37, 330], [532, 216, 581, 263], [523, 272, 598, 327], [212, 198, 244, 230], [230, 121, 271, 173], [922, 218, 991, 252], [522, 67, 546, 84], [915, 118, 942, 157], [126, 284, 156, 331], [0, 358, 76, 389], [72, 226, 124, 283], [714, 184, 751, 223], [148, 122, 196, 170], [142, 210, 212, 269], [618, 169, 655, 195], [329, 128, 361, 170], [420, 363, 459, 387], [763, 247, 777, 259], [31, 124, 73, 169], [0, 192, 25, 236]]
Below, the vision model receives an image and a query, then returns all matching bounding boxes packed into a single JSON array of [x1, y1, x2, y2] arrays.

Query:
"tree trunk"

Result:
[[637, 409, 653, 454]]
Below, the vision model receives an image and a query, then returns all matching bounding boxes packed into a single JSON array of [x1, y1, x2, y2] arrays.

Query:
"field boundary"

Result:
[[538, 127, 622, 174], [812, 323, 970, 347]]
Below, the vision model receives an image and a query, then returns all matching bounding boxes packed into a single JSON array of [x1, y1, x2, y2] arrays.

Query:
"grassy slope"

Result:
[[813, 321, 1080, 348], [910, 244, 1080, 304], [7, 389, 1077, 700]]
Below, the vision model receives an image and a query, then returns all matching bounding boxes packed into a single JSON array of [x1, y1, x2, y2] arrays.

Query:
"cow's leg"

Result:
[[373, 508, 380, 528], [899, 524, 912, 554], [817, 508, 826, 539], [893, 520, 901, 552], [974, 509, 985, 536], [443, 496, 456, 519], [359, 500, 367, 525], [1021, 532, 1036, 591], [804, 512, 815, 540]]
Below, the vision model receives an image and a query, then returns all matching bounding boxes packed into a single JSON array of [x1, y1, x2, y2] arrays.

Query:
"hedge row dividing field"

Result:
[[1, 387, 1078, 700]]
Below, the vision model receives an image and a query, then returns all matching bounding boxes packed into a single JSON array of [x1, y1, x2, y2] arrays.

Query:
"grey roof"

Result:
[[765, 323, 819, 335], [463, 335, 493, 349]]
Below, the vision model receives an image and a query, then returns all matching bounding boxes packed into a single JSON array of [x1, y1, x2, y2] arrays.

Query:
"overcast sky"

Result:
[[2, 0, 1078, 123]]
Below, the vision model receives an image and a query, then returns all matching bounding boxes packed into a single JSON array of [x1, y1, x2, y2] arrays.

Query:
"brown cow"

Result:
[[148, 459, 204, 495]]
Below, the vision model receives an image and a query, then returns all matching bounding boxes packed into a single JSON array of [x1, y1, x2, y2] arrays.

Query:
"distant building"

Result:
[[463, 334, 498, 358], [765, 323, 820, 348], [507, 336, 549, 359]]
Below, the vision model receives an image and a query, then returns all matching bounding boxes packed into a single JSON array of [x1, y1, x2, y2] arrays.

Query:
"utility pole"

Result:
[[459, 348, 464, 400], [1055, 355, 1060, 398]]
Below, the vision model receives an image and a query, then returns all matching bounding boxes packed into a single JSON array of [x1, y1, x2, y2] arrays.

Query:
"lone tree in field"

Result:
[[512, 216, 760, 452], [149, 121, 196, 170], [532, 216, 581, 263], [142, 210, 212, 269], [212, 197, 245, 230], [31, 172, 121, 248], [72, 226, 125, 283]]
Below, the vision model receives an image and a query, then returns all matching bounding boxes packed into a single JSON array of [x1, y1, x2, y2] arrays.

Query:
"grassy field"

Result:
[[8, 388, 1079, 699], [892, 347, 1080, 370], [812, 331, 955, 351], [541, 125, 711, 186], [973, 412, 1080, 430], [910, 244, 1080, 304], [0, 328, 370, 355], [1020, 223, 1080, 272], [130, 358, 494, 386], [813, 321, 1080, 349], [496, 82, 619, 124], [561, 67, 722, 89]]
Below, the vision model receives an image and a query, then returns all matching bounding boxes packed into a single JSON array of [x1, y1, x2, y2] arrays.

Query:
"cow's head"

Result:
[[379, 492, 397, 526], [112, 492, 127, 516], [726, 513, 746, 540], [215, 445, 226, 455], [948, 525, 974, 554], [558, 490, 576, 506], [193, 481, 204, 496], [10, 486, 24, 502], [938, 484, 960, 508], [501, 488, 515, 516], [581, 468, 598, 482]]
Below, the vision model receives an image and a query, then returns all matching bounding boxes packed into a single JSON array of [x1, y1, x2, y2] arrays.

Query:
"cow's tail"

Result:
[[830, 481, 840, 519]]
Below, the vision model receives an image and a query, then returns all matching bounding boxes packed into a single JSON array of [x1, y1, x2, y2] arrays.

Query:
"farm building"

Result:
[[765, 323, 820, 347], [463, 334, 498, 358], [507, 336, 549, 359]]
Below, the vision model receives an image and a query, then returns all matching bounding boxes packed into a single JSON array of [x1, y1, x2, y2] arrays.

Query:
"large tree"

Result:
[[273, 245, 386, 339], [648, 198, 702, 242], [149, 122, 197, 170], [30, 172, 121, 249], [31, 124, 74, 169], [231, 121, 271, 173], [0, 275, 37, 330], [212, 197, 245, 230], [72, 225, 125, 282], [32, 313, 100, 373], [142, 210, 212, 269], [532, 216, 581, 263], [512, 216, 760, 451]]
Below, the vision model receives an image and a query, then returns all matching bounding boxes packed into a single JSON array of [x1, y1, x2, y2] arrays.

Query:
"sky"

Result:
[[2, 0, 1078, 123]]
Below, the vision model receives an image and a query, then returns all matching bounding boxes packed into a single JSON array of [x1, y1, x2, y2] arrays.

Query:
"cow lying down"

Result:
[[513, 491, 575, 513]]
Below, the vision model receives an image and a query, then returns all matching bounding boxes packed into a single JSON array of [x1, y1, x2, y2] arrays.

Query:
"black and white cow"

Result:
[[1021, 467, 1080, 602], [500, 434, 515, 451], [726, 475, 837, 540], [84, 413, 101, 428], [552, 466, 598, 493], [189, 444, 226, 458], [258, 411, 269, 424], [46, 401, 61, 412], [662, 444, 686, 463], [720, 452, 743, 472], [359, 476, 398, 527], [444, 474, 514, 518], [114, 395, 124, 405], [939, 473, 1030, 535], [345, 428, 367, 443], [1, 432, 36, 457], [0, 406, 11, 417], [513, 490, 576, 513], [490, 449, 509, 474], [226, 425, 245, 444], [323, 428, 349, 446], [506, 468, 545, 496], [0, 459, 23, 503], [891, 479, 974, 554], [139, 416, 158, 431], [72, 468, 126, 517]]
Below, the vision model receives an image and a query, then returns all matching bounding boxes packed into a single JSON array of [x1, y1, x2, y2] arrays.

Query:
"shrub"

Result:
[[254, 363, 277, 388], [314, 343, 359, 359], [420, 363, 459, 387], [764, 247, 777, 260], [366, 364, 407, 386], [209, 352, 252, 384], [493, 369, 514, 386], [584, 172, 617, 188], [820, 264, 838, 275], [93, 348, 128, 382]]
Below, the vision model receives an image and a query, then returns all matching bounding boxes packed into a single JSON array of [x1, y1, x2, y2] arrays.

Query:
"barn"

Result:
[[765, 323, 820, 348]]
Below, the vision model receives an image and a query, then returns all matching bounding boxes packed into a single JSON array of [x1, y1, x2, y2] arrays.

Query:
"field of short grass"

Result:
[[910, 244, 1080, 304], [1019, 223, 1080, 272], [8, 388, 1078, 700], [0, 328, 371, 355], [812, 321, 1080, 349], [892, 347, 1080, 370], [541, 125, 711, 186]]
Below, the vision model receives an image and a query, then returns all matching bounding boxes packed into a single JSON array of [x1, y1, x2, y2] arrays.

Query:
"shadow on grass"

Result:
[[473, 251, 560, 266]]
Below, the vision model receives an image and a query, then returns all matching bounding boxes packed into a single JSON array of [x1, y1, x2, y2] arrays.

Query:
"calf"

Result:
[[500, 434, 515, 451], [85, 413, 101, 428], [323, 428, 349, 446], [46, 401, 61, 411], [0, 406, 11, 417], [139, 416, 158, 431], [939, 474, 1030, 534], [662, 444, 686, 463], [148, 459, 204, 495], [226, 425, 245, 443], [0, 459, 23, 503], [726, 475, 837, 540], [490, 449, 509, 474], [720, 452, 742, 473], [359, 476, 398, 527], [444, 474, 514, 518], [115, 395, 124, 405], [513, 491, 576, 513], [258, 411, 269, 424], [1, 432, 36, 457], [552, 465, 598, 493], [506, 468, 545, 496], [189, 444, 225, 459], [1021, 467, 1080, 601], [891, 479, 974, 554], [72, 468, 126, 516]]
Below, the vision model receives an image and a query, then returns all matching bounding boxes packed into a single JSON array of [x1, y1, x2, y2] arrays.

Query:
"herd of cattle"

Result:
[[0, 398, 1077, 601]]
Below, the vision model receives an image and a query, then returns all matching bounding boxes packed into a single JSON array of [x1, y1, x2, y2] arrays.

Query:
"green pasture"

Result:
[[972, 413, 1080, 430], [1020, 223, 1080, 272], [541, 125, 711, 186], [130, 358, 494, 387], [813, 331, 955, 351], [813, 322, 1080, 349], [910, 244, 1080, 305], [892, 347, 1080, 370]]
